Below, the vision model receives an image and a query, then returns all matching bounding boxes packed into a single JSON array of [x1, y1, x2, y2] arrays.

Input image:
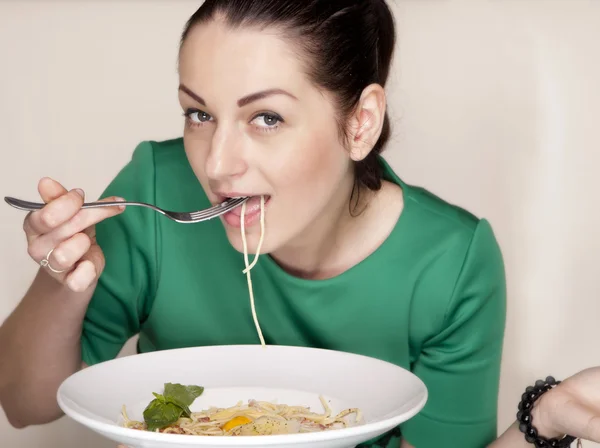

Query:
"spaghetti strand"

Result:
[[240, 197, 266, 346], [243, 195, 265, 273]]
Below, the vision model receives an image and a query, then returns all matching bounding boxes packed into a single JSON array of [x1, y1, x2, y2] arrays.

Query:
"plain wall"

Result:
[[1, 1, 599, 447]]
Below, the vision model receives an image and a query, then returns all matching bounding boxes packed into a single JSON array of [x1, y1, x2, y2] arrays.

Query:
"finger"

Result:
[[64, 244, 105, 292], [81, 243, 106, 277], [28, 195, 123, 255], [22, 178, 69, 238], [64, 260, 97, 293], [554, 398, 600, 442], [84, 224, 96, 240], [38, 177, 68, 203], [44, 233, 92, 276], [24, 188, 85, 239], [37, 196, 124, 248]]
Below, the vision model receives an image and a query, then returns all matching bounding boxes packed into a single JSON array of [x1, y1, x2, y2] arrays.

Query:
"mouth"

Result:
[[215, 193, 271, 228]]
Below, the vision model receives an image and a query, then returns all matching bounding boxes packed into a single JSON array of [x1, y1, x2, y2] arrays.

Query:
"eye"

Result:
[[184, 109, 213, 127], [250, 112, 284, 130]]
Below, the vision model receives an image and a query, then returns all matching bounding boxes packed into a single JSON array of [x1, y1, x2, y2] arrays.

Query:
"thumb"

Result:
[[38, 177, 69, 203], [552, 398, 600, 442]]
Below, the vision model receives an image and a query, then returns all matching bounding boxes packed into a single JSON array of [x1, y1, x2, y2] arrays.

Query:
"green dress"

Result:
[[82, 138, 506, 447]]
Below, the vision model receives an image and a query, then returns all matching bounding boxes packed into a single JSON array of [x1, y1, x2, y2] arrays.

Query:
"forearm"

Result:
[[400, 424, 541, 448], [399, 403, 561, 448], [488, 421, 533, 447], [0, 269, 94, 427]]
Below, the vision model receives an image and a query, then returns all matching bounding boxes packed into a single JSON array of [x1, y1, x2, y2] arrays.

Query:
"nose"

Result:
[[204, 123, 248, 181]]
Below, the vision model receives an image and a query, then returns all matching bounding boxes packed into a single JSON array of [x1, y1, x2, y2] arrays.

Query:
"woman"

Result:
[[1, 1, 599, 446]]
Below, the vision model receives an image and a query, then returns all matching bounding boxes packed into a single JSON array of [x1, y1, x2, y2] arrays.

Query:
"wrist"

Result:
[[517, 377, 577, 447], [530, 394, 563, 440]]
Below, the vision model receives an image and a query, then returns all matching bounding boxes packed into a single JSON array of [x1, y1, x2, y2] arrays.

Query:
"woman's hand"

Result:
[[533, 367, 600, 442], [23, 177, 125, 292]]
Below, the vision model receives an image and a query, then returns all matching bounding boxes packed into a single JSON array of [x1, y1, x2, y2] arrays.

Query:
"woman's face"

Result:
[[178, 19, 355, 255]]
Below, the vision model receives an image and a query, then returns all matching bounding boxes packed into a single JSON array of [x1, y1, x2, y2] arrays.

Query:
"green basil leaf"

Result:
[[183, 385, 205, 401], [163, 383, 204, 417], [142, 398, 183, 432], [152, 392, 165, 402]]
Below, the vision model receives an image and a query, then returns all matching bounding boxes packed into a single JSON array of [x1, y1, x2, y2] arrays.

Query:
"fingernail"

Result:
[[115, 197, 126, 211], [74, 188, 85, 198]]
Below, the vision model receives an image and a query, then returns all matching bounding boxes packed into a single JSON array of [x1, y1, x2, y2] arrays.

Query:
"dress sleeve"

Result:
[[401, 219, 507, 447], [81, 141, 160, 366]]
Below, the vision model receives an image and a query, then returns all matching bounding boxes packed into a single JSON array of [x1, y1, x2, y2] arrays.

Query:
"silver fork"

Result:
[[3, 196, 249, 224]]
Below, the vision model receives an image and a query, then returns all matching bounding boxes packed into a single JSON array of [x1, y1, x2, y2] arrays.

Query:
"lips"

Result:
[[215, 194, 270, 229]]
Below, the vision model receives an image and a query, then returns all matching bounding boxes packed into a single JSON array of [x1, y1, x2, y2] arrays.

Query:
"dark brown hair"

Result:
[[180, 0, 396, 206]]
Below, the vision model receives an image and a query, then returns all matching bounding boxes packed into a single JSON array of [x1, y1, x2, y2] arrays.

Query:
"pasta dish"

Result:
[[121, 383, 362, 436]]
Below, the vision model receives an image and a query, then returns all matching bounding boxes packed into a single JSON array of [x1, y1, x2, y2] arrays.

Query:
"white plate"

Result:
[[57, 345, 427, 448]]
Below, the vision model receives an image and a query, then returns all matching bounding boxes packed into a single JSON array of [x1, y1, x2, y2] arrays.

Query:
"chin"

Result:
[[223, 226, 273, 256]]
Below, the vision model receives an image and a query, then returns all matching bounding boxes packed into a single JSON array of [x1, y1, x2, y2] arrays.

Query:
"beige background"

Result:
[[1, 0, 599, 447]]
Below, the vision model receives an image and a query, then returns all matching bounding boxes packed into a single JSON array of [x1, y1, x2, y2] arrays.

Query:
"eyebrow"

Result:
[[179, 84, 206, 105], [178, 84, 298, 108], [237, 88, 298, 107]]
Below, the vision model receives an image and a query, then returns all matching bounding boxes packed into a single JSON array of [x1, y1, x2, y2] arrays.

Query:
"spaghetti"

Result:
[[240, 196, 266, 346], [122, 395, 362, 436]]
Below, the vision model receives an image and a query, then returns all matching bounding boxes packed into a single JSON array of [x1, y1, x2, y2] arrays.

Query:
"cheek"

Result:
[[270, 129, 349, 195], [183, 134, 209, 184]]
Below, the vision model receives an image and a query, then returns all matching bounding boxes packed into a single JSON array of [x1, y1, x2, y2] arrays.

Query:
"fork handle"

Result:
[[4, 196, 143, 212]]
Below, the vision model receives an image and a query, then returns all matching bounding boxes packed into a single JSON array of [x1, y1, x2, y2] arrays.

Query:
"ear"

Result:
[[346, 84, 387, 162]]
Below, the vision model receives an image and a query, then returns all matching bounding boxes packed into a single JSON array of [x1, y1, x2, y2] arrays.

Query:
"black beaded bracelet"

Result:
[[517, 376, 578, 447]]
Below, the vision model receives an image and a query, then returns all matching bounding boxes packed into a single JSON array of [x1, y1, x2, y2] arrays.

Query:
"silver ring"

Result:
[[40, 248, 66, 274]]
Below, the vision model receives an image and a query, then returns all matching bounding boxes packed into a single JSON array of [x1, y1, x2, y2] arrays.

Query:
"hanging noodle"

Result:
[[240, 196, 266, 346], [121, 395, 362, 436]]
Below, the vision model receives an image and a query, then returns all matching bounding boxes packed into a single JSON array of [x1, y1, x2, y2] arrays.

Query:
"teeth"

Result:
[[223, 195, 259, 200]]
